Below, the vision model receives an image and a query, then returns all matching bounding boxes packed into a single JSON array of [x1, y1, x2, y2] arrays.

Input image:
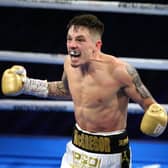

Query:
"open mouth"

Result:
[[70, 50, 81, 57]]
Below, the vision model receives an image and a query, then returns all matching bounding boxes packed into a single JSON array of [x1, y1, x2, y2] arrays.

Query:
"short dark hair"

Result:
[[67, 14, 104, 38]]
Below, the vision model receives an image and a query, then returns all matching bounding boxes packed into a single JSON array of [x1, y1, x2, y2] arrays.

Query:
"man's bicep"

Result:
[[47, 72, 70, 97], [126, 65, 151, 98], [123, 64, 154, 107], [47, 81, 69, 97]]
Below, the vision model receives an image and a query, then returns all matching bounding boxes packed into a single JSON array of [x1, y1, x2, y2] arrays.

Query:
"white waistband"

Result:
[[75, 123, 125, 136]]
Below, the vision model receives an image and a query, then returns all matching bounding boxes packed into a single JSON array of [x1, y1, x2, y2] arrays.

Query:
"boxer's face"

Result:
[[67, 25, 101, 68]]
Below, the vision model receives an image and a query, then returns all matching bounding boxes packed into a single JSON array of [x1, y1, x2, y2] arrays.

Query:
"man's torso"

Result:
[[65, 54, 129, 132]]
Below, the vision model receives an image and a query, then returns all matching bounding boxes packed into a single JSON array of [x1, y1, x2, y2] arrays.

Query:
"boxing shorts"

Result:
[[60, 124, 131, 168]]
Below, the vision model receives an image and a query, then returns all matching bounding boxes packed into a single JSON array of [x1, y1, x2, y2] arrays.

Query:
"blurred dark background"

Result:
[[0, 3, 168, 140]]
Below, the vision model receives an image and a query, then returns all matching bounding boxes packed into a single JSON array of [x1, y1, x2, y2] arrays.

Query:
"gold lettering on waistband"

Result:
[[73, 129, 111, 153], [119, 136, 128, 146]]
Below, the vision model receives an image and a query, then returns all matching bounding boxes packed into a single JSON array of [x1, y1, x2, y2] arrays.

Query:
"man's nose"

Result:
[[69, 40, 78, 48]]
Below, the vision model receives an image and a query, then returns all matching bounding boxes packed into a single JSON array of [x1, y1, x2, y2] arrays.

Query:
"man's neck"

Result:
[[79, 52, 103, 75], [80, 62, 91, 76]]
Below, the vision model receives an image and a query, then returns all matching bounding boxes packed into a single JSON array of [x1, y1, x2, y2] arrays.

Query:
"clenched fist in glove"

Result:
[[140, 103, 168, 137], [1, 65, 48, 97], [2, 65, 26, 95]]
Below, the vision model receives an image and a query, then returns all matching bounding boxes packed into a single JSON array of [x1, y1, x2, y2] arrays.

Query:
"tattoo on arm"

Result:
[[48, 73, 70, 97], [126, 65, 151, 99], [56, 81, 68, 96], [48, 81, 68, 97]]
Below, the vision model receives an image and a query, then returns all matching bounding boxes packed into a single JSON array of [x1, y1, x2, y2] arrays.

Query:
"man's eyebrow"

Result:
[[76, 35, 85, 38], [67, 35, 85, 39]]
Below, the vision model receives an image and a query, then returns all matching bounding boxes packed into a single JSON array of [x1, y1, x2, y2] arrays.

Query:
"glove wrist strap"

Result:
[[23, 78, 48, 97]]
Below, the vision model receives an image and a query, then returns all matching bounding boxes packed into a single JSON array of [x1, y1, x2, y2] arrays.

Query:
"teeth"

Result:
[[70, 50, 80, 57]]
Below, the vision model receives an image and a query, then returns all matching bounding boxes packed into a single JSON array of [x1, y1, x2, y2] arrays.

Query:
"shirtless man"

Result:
[[2, 14, 167, 168]]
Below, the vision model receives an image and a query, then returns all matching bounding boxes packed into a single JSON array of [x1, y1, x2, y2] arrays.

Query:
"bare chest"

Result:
[[67, 69, 121, 105]]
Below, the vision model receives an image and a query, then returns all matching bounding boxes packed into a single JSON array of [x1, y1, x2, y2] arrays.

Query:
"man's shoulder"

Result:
[[103, 54, 128, 69], [103, 54, 137, 85], [103, 54, 123, 62]]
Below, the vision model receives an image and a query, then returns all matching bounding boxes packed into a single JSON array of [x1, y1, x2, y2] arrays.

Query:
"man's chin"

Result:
[[71, 63, 80, 68]]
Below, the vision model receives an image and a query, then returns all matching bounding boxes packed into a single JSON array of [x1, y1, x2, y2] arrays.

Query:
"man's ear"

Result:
[[96, 40, 102, 50]]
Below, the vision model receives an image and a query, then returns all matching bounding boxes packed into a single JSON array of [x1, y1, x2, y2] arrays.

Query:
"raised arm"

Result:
[[1, 65, 71, 99]]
